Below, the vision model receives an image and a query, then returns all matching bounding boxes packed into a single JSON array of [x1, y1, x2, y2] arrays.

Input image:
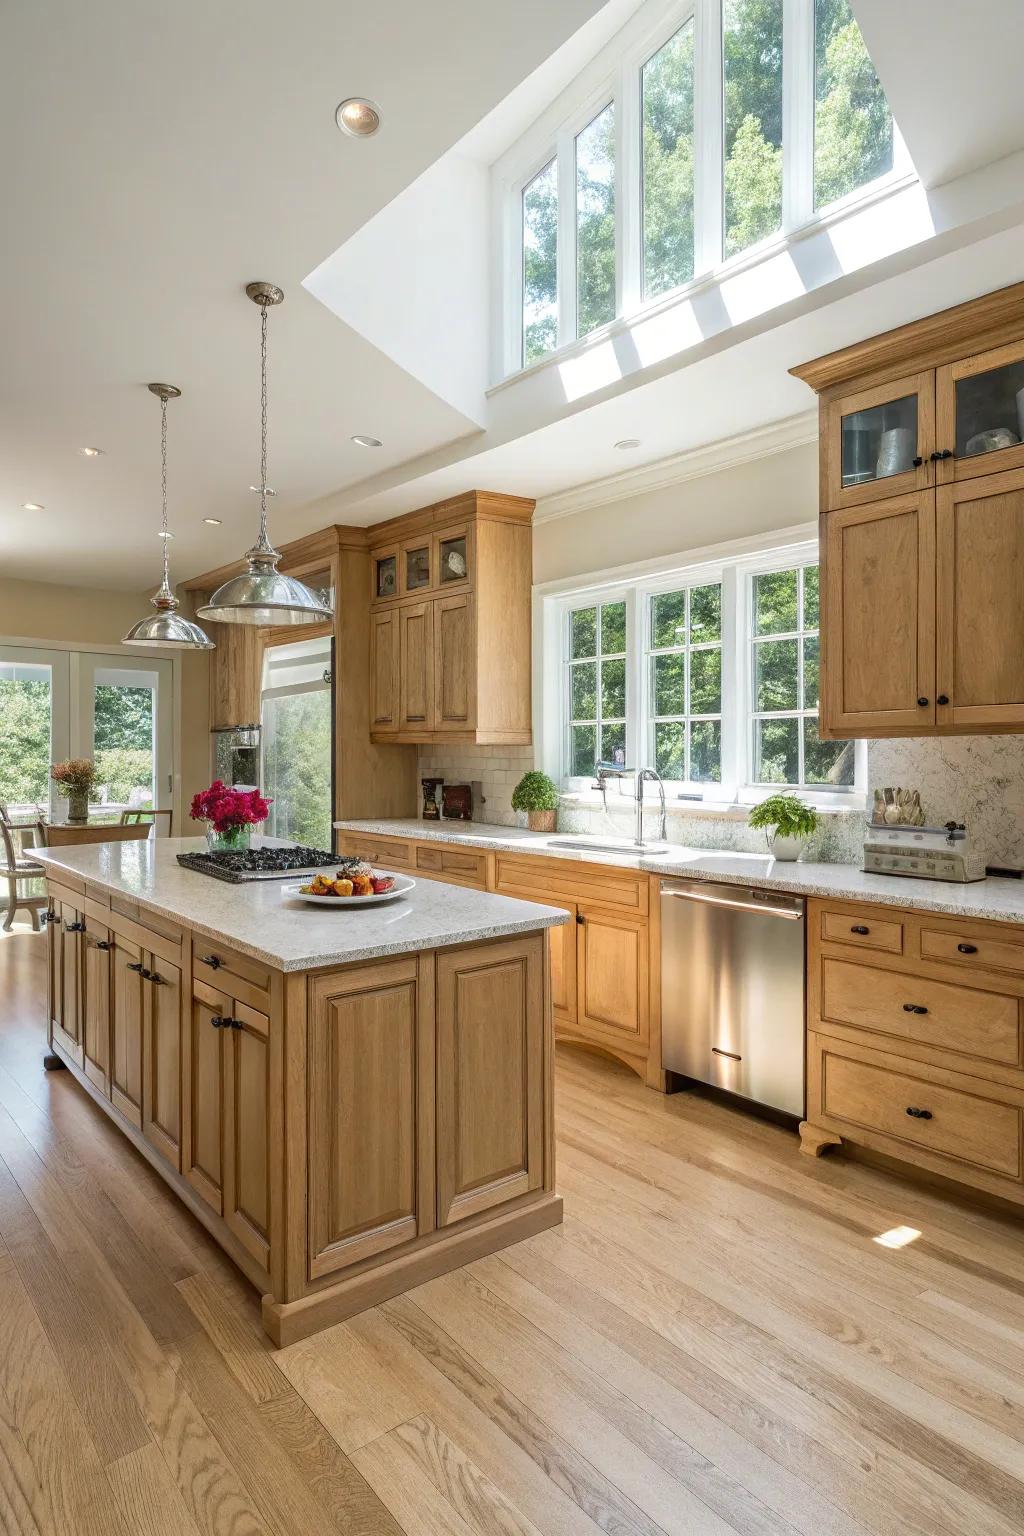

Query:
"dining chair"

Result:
[[41, 823, 153, 847], [0, 817, 47, 932], [120, 808, 173, 835]]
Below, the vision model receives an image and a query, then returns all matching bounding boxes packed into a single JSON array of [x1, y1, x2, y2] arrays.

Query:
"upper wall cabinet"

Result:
[[368, 491, 534, 746], [794, 280, 1024, 738]]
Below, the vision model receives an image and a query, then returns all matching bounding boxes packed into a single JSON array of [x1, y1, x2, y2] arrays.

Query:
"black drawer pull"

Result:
[[850, 925, 870, 935], [63, 920, 86, 933], [957, 943, 978, 955], [902, 1003, 928, 1015], [906, 1106, 933, 1120], [198, 954, 222, 969], [127, 961, 145, 973], [210, 1014, 241, 1030], [94, 940, 112, 951]]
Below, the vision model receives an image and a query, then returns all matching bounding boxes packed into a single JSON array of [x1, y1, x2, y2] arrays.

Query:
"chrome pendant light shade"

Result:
[[123, 385, 216, 650], [197, 283, 333, 627]]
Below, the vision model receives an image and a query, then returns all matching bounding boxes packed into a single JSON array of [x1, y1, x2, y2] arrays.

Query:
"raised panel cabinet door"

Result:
[[936, 470, 1024, 728], [820, 494, 936, 736], [576, 907, 649, 1048], [307, 959, 431, 1279], [81, 919, 112, 1093], [369, 607, 400, 734], [52, 902, 84, 1065], [110, 934, 145, 1126], [548, 902, 578, 1028], [398, 601, 434, 732], [143, 956, 182, 1170], [823, 371, 934, 511], [222, 1002, 272, 1271], [433, 593, 476, 733], [436, 936, 544, 1227], [182, 979, 227, 1213]]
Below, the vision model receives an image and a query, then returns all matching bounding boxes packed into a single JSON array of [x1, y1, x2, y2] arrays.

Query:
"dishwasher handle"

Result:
[[661, 884, 804, 920]]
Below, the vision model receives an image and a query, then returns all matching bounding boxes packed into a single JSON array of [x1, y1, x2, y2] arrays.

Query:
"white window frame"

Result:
[[547, 535, 865, 809], [495, 0, 910, 380]]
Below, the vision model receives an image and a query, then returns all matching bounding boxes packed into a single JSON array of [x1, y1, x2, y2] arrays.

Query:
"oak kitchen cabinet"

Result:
[[793, 280, 1024, 737], [368, 491, 534, 746]]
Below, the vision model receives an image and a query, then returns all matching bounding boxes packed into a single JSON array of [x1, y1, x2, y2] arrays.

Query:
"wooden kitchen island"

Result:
[[35, 838, 567, 1345]]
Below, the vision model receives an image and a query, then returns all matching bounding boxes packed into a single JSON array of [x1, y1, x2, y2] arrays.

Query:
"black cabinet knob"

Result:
[[939, 449, 953, 459], [94, 940, 112, 951], [576, 913, 585, 925], [63, 920, 86, 932], [229, 1018, 243, 1030], [198, 954, 222, 969], [149, 971, 163, 984], [902, 1003, 928, 1015], [906, 1106, 933, 1119], [957, 943, 978, 955], [937, 694, 949, 706], [912, 455, 924, 467], [917, 697, 929, 707], [127, 961, 145, 973], [210, 1014, 225, 1029], [850, 924, 870, 935]]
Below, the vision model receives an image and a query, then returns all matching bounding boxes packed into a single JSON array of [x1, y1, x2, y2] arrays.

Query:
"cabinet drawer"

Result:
[[493, 854, 648, 915], [337, 834, 413, 870], [919, 925, 1024, 978], [820, 908, 902, 954], [414, 844, 487, 888], [819, 1045, 1022, 1178], [821, 958, 1022, 1067], [192, 941, 272, 1012]]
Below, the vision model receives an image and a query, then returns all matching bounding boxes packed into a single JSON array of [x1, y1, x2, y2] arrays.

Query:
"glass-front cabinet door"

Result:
[[936, 340, 1024, 484], [434, 524, 473, 589], [372, 549, 399, 603], [401, 540, 433, 595], [825, 371, 934, 510]]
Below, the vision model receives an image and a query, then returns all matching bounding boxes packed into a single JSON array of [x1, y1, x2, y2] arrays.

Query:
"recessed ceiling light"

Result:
[[21, 501, 44, 511], [351, 434, 382, 448], [614, 438, 641, 451], [80, 446, 104, 457], [203, 517, 222, 526], [336, 98, 381, 138]]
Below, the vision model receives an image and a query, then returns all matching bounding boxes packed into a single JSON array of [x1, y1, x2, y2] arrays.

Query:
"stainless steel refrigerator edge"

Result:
[[660, 879, 806, 1117]]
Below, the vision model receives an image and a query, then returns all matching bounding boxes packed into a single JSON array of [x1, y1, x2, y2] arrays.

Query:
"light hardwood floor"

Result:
[[1, 921, 1023, 1535]]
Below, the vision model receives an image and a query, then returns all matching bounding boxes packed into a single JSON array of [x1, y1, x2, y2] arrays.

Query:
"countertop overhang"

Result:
[[336, 818, 1024, 926], [35, 838, 570, 971]]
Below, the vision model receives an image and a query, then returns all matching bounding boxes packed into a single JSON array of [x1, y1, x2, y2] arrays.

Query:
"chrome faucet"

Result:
[[635, 767, 667, 847]]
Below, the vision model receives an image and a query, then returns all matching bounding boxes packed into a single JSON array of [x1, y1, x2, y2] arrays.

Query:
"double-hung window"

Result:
[[505, 0, 903, 375], [552, 541, 862, 802]]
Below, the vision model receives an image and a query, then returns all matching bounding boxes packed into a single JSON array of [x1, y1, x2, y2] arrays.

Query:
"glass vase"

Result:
[[206, 825, 251, 853]]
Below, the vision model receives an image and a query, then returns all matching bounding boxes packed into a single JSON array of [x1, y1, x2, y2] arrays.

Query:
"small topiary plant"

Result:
[[512, 770, 560, 831], [748, 792, 818, 858]]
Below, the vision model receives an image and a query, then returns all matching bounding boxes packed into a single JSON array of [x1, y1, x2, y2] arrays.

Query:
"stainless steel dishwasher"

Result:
[[660, 879, 806, 1118]]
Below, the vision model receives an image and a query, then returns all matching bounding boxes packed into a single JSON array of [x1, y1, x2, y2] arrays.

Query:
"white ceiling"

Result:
[[0, 0, 604, 588], [6, 0, 1024, 593]]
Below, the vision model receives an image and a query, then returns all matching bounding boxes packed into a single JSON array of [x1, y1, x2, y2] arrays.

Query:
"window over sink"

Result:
[[553, 538, 864, 804]]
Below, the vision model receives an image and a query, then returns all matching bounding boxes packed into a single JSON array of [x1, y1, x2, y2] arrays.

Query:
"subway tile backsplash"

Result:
[[417, 736, 1024, 867]]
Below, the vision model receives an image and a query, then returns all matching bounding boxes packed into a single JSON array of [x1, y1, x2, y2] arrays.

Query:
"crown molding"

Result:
[[531, 411, 818, 525]]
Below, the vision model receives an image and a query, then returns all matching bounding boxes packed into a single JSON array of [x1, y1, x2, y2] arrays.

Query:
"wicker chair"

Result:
[[0, 817, 47, 933]]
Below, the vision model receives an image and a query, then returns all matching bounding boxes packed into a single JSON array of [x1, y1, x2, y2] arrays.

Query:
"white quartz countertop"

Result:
[[35, 838, 569, 972], [335, 818, 1024, 925]]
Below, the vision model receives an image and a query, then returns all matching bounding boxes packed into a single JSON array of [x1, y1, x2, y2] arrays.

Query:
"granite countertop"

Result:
[[336, 818, 1024, 925], [35, 838, 569, 972]]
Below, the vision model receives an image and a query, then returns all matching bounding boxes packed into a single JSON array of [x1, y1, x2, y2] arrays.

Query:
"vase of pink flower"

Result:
[[190, 781, 271, 852]]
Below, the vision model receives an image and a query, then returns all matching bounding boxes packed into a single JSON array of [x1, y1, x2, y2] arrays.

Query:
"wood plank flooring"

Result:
[[1, 919, 1023, 1535]]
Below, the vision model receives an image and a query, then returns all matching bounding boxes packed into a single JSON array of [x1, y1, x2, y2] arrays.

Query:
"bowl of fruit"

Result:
[[282, 860, 414, 908]]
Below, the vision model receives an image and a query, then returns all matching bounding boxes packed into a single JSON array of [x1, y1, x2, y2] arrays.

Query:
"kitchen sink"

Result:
[[547, 838, 671, 857]]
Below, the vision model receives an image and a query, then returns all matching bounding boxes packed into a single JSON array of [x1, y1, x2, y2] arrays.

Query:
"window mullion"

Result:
[[617, 56, 639, 318], [627, 588, 643, 773], [783, 0, 813, 231], [694, 0, 723, 276], [557, 131, 576, 347]]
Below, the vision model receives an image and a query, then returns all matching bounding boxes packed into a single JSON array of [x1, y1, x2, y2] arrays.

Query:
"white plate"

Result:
[[281, 872, 415, 908]]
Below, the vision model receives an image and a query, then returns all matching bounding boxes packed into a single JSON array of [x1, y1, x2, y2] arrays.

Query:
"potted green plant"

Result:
[[748, 793, 819, 862], [51, 758, 99, 825], [511, 770, 560, 833]]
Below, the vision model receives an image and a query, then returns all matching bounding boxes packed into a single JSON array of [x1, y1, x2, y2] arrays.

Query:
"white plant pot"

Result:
[[769, 833, 806, 862]]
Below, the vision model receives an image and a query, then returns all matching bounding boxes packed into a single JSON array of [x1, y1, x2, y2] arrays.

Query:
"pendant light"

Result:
[[123, 385, 216, 650], [197, 283, 334, 626]]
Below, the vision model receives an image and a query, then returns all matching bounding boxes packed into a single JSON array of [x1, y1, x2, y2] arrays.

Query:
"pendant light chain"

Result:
[[160, 392, 171, 591], [258, 300, 270, 548]]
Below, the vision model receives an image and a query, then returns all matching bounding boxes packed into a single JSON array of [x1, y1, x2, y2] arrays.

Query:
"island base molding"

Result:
[[262, 1191, 564, 1347]]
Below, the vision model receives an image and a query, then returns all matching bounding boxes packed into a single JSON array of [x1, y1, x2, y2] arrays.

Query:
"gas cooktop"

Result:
[[177, 844, 345, 883]]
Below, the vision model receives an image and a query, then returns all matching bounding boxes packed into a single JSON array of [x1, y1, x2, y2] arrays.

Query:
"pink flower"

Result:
[[190, 782, 272, 833]]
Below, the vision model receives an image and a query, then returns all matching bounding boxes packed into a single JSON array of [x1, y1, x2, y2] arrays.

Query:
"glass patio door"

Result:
[[261, 637, 334, 850], [0, 645, 71, 820], [75, 655, 174, 830]]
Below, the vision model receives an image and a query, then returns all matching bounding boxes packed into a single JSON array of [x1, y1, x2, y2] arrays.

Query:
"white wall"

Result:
[[532, 441, 819, 584]]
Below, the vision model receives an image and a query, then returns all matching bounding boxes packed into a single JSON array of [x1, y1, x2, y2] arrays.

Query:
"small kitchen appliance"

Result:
[[442, 783, 473, 821], [862, 822, 986, 883]]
